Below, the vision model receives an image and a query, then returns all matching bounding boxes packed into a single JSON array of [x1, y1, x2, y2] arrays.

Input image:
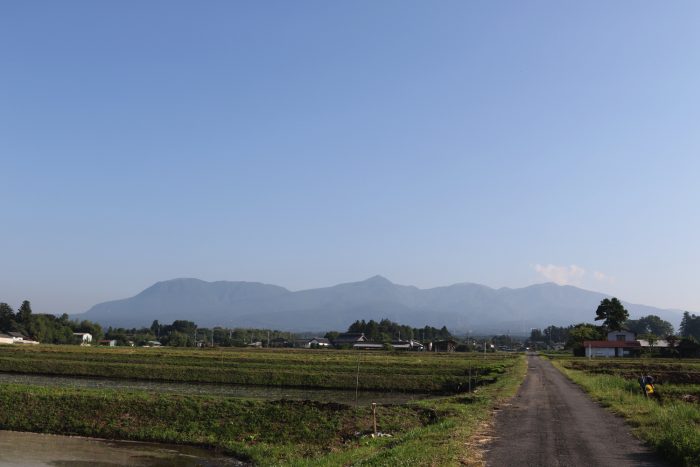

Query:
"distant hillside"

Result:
[[75, 276, 685, 333]]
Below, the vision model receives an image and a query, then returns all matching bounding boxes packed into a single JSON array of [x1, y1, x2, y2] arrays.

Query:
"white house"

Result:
[[0, 333, 13, 345], [73, 332, 92, 345]]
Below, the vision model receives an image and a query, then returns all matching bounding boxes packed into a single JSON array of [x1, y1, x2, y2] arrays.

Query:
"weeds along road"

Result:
[[486, 353, 668, 467]]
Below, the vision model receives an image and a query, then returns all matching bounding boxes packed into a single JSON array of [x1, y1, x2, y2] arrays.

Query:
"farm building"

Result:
[[0, 333, 13, 345], [583, 340, 641, 357], [296, 337, 331, 348], [73, 332, 92, 345], [353, 342, 384, 350], [391, 340, 424, 351], [5, 332, 39, 345], [270, 337, 292, 348], [432, 339, 458, 352], [98, 339, 117, 347], [332, 333, 367, 348], [583, 330, 640, 357]]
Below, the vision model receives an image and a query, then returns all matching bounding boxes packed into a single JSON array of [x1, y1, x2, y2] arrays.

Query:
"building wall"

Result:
[[585, 347, 617, 357], [607, 330, 635, 342]]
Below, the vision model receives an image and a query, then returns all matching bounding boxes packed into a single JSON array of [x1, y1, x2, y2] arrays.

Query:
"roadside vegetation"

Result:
[[549, 356, 700, 466], [0, 345, 525, 465]]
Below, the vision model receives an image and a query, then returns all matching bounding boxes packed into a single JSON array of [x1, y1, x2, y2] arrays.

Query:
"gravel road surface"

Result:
[[486, 353, 668, 467]]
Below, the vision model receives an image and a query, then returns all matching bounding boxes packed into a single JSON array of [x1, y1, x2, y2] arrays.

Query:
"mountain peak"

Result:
[[362, 275, 393, 285]]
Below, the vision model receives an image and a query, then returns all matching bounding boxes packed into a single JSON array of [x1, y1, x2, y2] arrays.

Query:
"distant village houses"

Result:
[[0, 332, 39, 345], [295, 337, 331, 348]]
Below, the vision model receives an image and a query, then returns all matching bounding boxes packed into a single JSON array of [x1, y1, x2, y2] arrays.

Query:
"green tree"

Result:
[[168, 331, 191, 347], [17, 300, 32, 324], [680, 312, 700, 340], [0, 303, 15, 331], [625, 315, 674, 337], [74, 319, 104, 342], [566, 323, 605, 349], [150, 320, 161, 337], [594, 297, 629, 331]]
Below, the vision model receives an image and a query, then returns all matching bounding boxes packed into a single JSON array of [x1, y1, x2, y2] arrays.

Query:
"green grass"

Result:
[[551, 357, 700, 466]]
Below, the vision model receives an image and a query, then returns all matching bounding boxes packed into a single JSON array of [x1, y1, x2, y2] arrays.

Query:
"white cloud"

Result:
[[534, 264, 586, 286], [593, 270, 616, 284]]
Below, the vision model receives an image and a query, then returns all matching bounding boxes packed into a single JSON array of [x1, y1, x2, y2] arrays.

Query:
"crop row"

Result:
[[0, 346, 517, 393], [0, 383, 433, 462]]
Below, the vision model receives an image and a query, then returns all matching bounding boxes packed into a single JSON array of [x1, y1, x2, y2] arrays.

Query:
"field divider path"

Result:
[[486, 353, 668, 467]]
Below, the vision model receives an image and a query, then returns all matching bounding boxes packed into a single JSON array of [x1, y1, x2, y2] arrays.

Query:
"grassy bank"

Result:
[[0, 347, 526, 465], [550, 357, 700, 466]]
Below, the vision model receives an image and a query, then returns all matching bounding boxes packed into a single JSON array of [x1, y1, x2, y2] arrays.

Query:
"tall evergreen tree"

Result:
[[0, 303, 15, 331], [594, 297, 629, 331], [17, 300, 32, 324]]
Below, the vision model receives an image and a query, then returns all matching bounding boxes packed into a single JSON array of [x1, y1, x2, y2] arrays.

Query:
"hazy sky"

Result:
[[2, 1, 699, 315]]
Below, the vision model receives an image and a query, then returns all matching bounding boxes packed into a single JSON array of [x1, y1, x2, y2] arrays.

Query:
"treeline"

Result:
[[343, 319, 451, 342], [0, 301, 103, 344], [107, 319, 296, 347], [529, 312, 696, 352], [680, 312, 700, 341]]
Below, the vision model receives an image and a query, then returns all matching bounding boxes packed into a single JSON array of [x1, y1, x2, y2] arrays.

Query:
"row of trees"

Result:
[[105, 320, 297, 347], [344, 319, 452, 342], [528, 298, 698, 354], [0, 301, 104, 344]]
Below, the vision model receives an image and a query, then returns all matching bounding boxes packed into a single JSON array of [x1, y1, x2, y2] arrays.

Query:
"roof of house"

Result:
[[309, 337, 330, 344], [0, 333, 12, 339], [333, 333, 366, 343], [8, 332, 25, 338], [583, 340, 641, 348], [353, 342, 384, 349], [638, 339, 670, 348]]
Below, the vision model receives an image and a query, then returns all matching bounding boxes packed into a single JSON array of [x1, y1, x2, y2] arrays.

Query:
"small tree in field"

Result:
[[595, 297, 629, 331]]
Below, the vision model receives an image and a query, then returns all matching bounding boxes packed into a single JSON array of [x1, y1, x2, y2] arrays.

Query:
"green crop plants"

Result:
[[0, 345, 526, 465], [0, 345, 515, 393]]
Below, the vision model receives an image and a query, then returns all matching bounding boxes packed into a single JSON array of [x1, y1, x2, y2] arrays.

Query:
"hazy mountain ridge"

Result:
[[76, 276, 686, 333]]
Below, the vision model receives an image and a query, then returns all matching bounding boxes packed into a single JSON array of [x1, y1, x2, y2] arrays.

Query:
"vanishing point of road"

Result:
[[486, 353, 669, 467]]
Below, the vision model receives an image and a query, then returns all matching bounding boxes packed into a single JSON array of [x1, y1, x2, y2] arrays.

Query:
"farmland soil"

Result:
[[486, 353, 668, 467]]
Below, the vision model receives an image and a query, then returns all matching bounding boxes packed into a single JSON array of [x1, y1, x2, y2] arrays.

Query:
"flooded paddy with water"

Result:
[[0, 430, 246, 466], [0, 372, 430, 405]]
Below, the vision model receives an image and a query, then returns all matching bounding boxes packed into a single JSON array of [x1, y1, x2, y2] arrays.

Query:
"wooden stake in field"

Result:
[[372, 402, 377, 436], [355, 353, 361, 407]]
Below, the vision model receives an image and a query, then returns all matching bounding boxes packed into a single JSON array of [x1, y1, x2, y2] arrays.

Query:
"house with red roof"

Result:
[[583, 330, 640, 357]]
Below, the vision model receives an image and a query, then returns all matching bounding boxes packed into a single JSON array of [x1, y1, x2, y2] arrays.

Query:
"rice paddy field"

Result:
[[0, 345, 526, 465], [549, 355, 700, 466]]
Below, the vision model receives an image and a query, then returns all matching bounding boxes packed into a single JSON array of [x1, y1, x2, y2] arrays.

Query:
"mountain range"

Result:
[[74, 276, 685, 334]]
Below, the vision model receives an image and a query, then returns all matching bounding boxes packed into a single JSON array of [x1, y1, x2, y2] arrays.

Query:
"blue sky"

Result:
[[1, 1, 699, 315]]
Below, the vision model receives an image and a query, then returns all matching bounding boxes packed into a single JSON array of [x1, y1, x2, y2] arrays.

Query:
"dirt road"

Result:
[[486, 354, 668, 466]]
